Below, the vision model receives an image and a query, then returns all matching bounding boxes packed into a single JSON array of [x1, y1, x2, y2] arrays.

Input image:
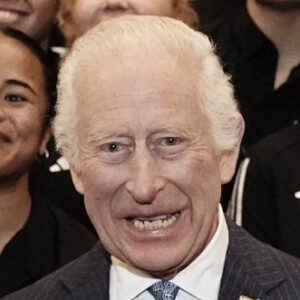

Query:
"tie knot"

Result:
[[148, 281, 179, 300]]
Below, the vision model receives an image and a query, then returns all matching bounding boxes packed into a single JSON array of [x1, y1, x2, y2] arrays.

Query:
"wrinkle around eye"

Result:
[[161, 137, 182, 146], [96, 142, 134, 164], [154, 137, 186, 159]]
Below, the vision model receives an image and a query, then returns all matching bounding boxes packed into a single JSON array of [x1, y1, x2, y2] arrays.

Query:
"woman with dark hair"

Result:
[[0, 29, 96, 297]]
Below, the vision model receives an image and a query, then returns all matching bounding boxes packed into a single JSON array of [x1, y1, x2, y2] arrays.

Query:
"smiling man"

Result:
[[3, 16, 300, 300]]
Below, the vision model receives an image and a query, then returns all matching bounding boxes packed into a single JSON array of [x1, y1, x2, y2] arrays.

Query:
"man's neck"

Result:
[[247, 0, 300, 88], [0, 175, 31, 254]]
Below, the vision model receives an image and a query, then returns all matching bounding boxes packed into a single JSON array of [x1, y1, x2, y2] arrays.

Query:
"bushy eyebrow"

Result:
[[86, 132, 133, 147], [5, 79, 36, 95]]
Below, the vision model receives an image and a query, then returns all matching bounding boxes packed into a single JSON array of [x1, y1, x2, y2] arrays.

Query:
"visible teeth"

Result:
[[139, 215, 167, 221], [144, 221, 151, 229], [0, 10, 20, 21], [163, 219, 169, 227], [134, 219, 144, 229], [131, 213, 180, 229]]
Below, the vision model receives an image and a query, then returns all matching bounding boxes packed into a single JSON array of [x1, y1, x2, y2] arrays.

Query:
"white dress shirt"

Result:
[[110, 205, 229, 300]]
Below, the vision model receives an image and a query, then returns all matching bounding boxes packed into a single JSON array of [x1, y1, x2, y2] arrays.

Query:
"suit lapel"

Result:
[[218, 218, 285, 300], [54, 221, 287, 300], [58, 243, 111, 300]]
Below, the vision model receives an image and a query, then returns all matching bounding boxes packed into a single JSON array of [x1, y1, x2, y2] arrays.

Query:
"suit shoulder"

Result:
[[226, 220, 300, 290], [46, 204, 97, 261], [1, 243, 110, 300]]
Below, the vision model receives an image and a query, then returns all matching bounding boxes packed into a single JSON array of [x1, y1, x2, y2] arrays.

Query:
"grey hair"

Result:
[[54, 15, 242, 170]]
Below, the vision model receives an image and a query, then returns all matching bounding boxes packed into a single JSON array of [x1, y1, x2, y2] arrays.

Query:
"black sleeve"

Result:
[[242, 150, 278, 247]]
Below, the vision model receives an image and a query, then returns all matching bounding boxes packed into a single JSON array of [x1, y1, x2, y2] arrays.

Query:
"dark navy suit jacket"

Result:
[[2, 219, 300, 300]]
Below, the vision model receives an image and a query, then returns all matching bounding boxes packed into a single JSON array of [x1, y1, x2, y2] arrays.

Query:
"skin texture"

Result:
[[71, 51, 239, 279], [0, 36, 50, 183], [0, 0, 58, 49], [71, 0, 174, 38]]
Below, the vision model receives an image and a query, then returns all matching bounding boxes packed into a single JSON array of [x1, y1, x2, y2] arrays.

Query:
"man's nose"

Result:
[[126, 149, 165, 204]]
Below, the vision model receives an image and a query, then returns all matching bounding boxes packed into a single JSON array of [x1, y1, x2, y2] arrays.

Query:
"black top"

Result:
[[46, 25, 65, 71], [202, 5, 300, 153], [192, 0, 245, 26], [30, 26, 95, 233], [242, 124, 300, 257], [0, 195, 97, 297], [30, 167, 95, 234]]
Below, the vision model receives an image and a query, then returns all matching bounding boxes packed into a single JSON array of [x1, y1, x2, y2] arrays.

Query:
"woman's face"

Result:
[[71, 0, 174, 38], [0, 0, 59, 49], [0, 36, 50, 182]]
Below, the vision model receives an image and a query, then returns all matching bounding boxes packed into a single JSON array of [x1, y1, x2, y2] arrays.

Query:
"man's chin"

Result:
[[129, 258, 183, 280], [119, 246, 188, 279]]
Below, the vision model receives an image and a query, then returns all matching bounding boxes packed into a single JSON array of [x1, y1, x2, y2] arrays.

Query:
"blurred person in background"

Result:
[[0, 29, 96, 297], [0, 0, 64, 59], [0, 0, 95, 231], [202, 0, 300, 210], [229, 123, 300, 258], [58, 0, 199, 47], [202, 0, 300, 152]]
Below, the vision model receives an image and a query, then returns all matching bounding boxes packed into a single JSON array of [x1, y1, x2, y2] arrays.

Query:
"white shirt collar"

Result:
[[110, 205, 229, 300]]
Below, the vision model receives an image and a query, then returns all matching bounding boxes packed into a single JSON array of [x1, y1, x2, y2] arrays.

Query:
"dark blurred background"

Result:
[[192, 0, 245, 25]]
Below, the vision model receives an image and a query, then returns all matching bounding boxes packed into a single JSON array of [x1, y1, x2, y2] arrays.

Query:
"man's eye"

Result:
[[164, 137, 180, 146], [154, 137, 185, 159], [5, 94, 27, 102], [98, 142, 133, 164], [107, 143, 120, 152]]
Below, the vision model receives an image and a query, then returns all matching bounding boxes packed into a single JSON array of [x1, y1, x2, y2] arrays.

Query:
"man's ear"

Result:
[[219, 116, 245, 184], [70, 166, 85, 195]]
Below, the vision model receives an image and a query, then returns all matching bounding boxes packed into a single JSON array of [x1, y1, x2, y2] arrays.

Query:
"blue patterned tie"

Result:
[[148, 281, 179, 300]]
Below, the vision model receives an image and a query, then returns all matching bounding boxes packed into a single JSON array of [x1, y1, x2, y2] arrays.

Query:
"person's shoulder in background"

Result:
[[229, 123, 300, 257], [193, 0, 245, 27]]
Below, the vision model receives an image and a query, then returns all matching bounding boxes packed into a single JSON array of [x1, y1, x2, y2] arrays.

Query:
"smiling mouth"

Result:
[[0, 9, 27, 22], [127, 212, 181, 230]]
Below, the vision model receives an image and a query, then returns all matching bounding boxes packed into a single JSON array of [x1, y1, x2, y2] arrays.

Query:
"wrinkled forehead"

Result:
[[71, 53, 209, 147], [73, 48, 200, 110]]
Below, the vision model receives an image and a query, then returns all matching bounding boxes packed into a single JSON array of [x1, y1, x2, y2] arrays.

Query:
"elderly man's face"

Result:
[[71, 0, 174, 38], [72, 53, 234, 278]]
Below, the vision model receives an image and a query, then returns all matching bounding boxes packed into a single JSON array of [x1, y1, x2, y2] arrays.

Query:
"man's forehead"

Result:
[[79, 90, 198, 103], [74, 51, 199, 105], [75, 87, 209, 147], [75, 88, 201, 124]]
